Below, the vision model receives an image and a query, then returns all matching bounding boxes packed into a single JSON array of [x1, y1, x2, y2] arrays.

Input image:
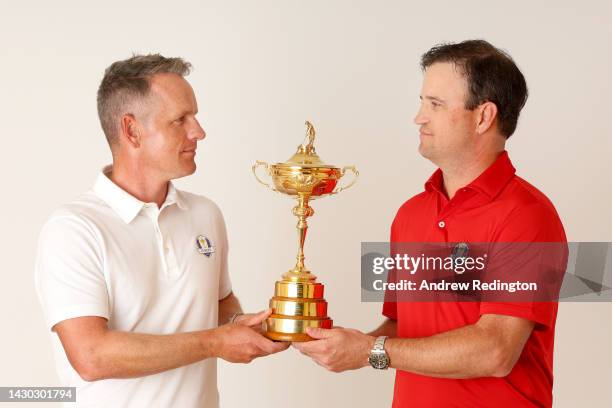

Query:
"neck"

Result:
[[109, 159, 169, 208], [440, 148, 503, 200]]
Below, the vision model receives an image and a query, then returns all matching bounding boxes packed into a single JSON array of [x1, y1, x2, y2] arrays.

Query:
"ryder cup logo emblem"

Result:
[[451, 242, 469, 274], [196, 235, 215, 257]]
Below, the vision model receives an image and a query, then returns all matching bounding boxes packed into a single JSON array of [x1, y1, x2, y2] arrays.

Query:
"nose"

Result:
[[190, 118, 206, 141], [414, 104, 428, 125]]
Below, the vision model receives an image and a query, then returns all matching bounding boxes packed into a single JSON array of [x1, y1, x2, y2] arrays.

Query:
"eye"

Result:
[[174, 116, 185, 125], [431, 101, 441, 108]]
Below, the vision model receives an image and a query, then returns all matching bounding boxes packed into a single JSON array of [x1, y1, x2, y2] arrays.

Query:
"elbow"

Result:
[[487, 345, 517, 378], [74, 362, 103, 382], [70, 352, 107, 382], [55, 318, 112, 382], [76, 368, 100, 383]]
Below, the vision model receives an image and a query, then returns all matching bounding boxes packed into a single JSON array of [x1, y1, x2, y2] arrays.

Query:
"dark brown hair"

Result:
[[421, 40, 528, 138], [97, 54, 192, 148]]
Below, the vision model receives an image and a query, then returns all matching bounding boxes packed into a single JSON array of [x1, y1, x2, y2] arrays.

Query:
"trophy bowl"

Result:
[[253, 122, 357, 199], [267, 164, 341, 197], [252, 121, 358, 342]]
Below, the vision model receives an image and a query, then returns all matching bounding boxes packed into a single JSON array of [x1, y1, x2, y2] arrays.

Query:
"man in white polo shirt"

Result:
[[34, 54, 288, 408]]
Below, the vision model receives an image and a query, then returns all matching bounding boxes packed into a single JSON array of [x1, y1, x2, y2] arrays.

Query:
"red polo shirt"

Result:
[[382, 151, 567, 407]]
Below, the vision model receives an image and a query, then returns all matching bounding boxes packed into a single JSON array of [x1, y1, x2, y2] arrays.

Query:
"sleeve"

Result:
[[479, 203, 567, 330], [215, 207, 233, 300], [34, 216, 110, 331]]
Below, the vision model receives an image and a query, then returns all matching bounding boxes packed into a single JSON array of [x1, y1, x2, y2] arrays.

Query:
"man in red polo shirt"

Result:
[[293, 40, 567, 407]]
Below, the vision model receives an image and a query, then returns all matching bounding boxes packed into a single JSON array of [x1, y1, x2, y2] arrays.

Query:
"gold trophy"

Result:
[[252, 121, 358, 341]]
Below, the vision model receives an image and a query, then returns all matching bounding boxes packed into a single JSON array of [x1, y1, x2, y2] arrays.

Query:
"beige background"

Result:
[[1, 0, 611, 407]]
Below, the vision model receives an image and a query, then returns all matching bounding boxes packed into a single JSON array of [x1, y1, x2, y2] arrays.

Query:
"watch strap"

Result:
[[373, 336, 387, 352]]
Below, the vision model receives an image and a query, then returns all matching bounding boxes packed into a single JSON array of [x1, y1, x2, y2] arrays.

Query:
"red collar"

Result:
[[424, 151, 516, 200]]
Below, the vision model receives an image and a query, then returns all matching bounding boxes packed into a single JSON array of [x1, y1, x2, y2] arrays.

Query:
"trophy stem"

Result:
[[285, 193, 315, 281]]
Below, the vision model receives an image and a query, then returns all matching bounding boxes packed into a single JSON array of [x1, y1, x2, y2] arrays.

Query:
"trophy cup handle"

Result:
[[252, 160, 278, 192], [331, 165, 359, 195]]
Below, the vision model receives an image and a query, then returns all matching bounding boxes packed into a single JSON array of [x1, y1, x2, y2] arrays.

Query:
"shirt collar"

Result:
[[424, 151, 516, 200], [93, 165, 188, 224]]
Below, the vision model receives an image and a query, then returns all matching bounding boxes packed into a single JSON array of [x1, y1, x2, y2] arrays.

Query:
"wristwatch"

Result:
[[229, 313, 243, 324], [368, 336, 390, 369]]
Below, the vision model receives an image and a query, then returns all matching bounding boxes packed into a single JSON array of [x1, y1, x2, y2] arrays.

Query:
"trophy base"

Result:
[[264, 313, 333, 342], [264, 331, 314, 342]]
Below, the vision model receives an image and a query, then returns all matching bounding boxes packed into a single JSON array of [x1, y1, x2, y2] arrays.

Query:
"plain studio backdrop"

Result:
[[1, 1, 610, 407]]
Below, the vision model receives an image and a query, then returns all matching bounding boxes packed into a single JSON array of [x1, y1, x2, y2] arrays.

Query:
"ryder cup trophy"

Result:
[[252, 121, 358, 341]]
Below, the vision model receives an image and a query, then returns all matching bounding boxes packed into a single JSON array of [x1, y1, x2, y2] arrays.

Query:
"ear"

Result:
[[475, 101, 498, 135], [119, 114, 141, 149]]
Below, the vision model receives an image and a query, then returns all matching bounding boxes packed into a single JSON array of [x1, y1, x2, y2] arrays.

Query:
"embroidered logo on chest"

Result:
[[196, 235, 215, 257]]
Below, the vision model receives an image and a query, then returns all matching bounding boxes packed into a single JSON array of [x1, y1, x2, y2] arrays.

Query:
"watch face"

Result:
[[369, 353, 389, 369]]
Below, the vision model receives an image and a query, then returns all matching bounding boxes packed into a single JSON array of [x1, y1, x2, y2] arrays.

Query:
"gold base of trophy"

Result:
[[264, 280, 332, 342], [265, 332, 314, 342]]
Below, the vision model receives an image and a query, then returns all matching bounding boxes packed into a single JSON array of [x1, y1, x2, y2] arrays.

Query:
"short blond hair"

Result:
[[96, 54, 192, 148]]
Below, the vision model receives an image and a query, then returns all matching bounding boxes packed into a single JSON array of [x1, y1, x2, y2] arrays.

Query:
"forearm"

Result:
[[218, 292, 243, 325], [59, 307, 288, 382], [385, 324, 506, 379], [72, 328, 218, 381], [296, 315, 531, 376], [367, 318, 397, 337]]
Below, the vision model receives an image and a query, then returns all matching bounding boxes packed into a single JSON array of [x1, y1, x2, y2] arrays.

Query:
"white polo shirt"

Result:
[[35, 166, 232, 408]]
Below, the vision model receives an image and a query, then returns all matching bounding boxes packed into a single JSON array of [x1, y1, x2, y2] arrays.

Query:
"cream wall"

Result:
[[0, 1, 610, 407]]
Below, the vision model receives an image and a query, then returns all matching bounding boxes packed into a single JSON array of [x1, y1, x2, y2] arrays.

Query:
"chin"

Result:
[[183, 163, 197, 177], [170, 162, 197, 180], [418, 143, 431, 159]]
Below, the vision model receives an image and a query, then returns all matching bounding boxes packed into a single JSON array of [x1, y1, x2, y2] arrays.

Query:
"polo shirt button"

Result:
[[438, 221, 446, 228]]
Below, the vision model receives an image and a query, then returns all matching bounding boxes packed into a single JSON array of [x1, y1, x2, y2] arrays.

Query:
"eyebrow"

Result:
[[420, 95, 446, 103], [174, 108, 197, 118]]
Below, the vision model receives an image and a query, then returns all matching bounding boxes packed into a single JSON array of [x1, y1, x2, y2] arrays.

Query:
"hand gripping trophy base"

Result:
[[253, 121, 358, 342]]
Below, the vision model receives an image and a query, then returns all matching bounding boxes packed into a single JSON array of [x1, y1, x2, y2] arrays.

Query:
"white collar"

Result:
[[93, 165, 187, 224]]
